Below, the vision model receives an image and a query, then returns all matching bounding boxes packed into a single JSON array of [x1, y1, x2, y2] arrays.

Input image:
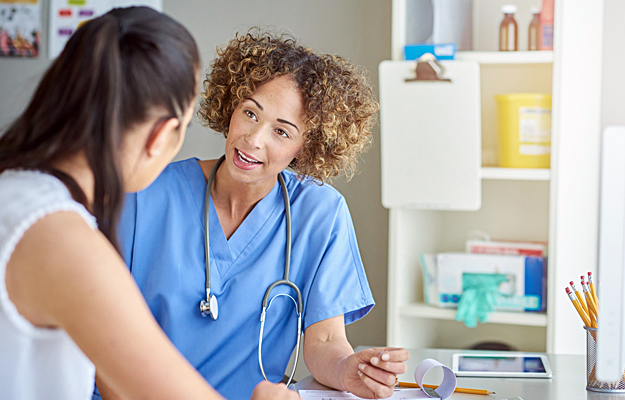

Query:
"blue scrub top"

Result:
[[93, 158, 374, 400]]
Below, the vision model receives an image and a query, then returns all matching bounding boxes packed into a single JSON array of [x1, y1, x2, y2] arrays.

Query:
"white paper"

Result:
[[298, 389, 429, 400], [414, 358, 457, 399]]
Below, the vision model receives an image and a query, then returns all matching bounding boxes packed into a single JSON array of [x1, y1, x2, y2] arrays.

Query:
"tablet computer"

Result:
[[452, 352, 553, 378]]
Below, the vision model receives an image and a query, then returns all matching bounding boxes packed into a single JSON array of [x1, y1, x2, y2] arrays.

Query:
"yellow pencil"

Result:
[[581, 280, 598, 327], [570, 281, 589, 316], [398, 381, 495, 395], [588, 272, 599, 308], [582, 279, 598, 314], [585, 300, 597, 328], [577, 281, 595, 323], [566, 287, 591, 327]]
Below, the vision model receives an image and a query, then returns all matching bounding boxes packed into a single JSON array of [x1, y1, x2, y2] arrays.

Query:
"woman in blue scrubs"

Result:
[[97, 31, 409, 400]]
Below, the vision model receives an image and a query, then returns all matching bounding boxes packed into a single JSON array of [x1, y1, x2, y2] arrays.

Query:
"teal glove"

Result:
[[455, 273, 508, 328]]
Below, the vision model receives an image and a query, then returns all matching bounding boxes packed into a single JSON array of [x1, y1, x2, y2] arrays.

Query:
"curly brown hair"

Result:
[[198, 29, 379, 183]]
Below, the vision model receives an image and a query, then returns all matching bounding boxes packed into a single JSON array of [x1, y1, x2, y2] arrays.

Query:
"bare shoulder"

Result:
[[6, 211, 125, 327], [197, 159, 219, 182], [6, 210, 223, 399], [12, 210, 115, 271]]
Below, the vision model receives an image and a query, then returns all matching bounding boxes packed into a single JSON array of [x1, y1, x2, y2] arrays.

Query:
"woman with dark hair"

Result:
[[0, 9, 298, 400], [103, 30, 409, 400]]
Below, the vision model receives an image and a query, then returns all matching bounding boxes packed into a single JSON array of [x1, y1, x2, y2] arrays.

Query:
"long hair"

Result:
[[0, 7, 200, 251]]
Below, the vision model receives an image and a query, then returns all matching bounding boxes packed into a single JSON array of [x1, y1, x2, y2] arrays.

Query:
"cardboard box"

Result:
[[404, 43, 457, 60], [466, 239, 548, 257]]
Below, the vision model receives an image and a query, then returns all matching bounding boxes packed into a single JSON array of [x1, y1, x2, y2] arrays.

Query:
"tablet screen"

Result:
[[457, 355, 547, 373]]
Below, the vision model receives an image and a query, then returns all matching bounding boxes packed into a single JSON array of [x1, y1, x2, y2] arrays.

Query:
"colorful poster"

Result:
[[0, 0, 41, 57], [49, 0, 162, 59]]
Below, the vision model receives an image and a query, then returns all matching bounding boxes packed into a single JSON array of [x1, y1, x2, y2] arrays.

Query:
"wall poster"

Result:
[[49, 0, 162, 59], [0, 0, 41, 57]]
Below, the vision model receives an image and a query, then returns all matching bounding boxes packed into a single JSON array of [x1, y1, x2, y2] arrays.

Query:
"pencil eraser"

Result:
[[588, 271, 593, 276], [570, 281, 575, 286], [565, 287, 572, 294]]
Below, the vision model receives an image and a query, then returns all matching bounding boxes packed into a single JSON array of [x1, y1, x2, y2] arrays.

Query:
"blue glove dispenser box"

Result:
[[420, 253, 547, 312]]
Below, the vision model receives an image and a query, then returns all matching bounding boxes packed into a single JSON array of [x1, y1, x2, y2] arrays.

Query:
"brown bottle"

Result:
[[528, 6, 541, 51], [499, 5, 518, 51]]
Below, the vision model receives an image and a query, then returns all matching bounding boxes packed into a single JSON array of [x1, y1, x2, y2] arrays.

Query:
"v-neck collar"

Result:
[[185, 159, 284, 278]]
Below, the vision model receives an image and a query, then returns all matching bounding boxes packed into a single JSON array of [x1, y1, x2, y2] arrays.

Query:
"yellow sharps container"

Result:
[[495, 93, 552, 168]]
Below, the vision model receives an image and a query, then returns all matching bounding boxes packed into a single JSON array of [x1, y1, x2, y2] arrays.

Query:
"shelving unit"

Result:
[[399, 303, 548, 327], [480, 167, 550, 181], [456, 51, 554, 64], [384, 0, 604, 355]]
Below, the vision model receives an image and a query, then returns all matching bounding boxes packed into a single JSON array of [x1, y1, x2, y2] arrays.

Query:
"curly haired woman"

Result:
[[98, 30, 409, 400]]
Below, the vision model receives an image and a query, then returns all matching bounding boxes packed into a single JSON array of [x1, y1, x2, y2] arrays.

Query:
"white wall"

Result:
[[601, 0, 625, 128], [547, 0, 604, 355], [0, 0, 392, 353]]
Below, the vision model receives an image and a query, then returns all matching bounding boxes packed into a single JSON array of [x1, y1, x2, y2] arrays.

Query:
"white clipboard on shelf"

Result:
[[379, 57, 481, 211]]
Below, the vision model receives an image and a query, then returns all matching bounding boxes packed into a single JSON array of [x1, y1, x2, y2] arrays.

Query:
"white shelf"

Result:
[[480, 167, 551, 181], [399, 303, 548, 327], [456, 51, 554, 64]]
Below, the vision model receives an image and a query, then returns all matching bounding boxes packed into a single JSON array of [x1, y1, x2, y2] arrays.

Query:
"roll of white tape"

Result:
[[414, 358, 457, 399]]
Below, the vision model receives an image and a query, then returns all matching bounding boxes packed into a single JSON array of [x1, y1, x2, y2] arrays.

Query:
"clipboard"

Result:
[[379, 59, 481, 210]]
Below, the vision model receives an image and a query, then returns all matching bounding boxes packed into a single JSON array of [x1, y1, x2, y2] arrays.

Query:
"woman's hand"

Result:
[[304, 317, 410, 399], [339, 347, 410, 399], [250, 381, 302, 400]]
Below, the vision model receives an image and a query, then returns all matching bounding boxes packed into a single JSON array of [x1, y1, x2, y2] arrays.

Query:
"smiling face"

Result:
[[223, 75, 306, 188]]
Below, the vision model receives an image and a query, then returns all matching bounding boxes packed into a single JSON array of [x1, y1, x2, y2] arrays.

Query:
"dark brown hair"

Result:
[[0, 6, 200, 251], [198, 29, 378, 183]]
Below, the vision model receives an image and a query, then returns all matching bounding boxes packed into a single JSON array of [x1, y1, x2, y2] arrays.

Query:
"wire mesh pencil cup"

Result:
[[585, 326, 625, 392]]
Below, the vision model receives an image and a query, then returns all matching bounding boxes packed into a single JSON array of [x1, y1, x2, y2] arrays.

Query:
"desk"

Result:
[[292, 348, 625, 399]]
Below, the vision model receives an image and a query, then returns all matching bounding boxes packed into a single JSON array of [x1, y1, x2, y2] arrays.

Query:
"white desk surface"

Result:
[[292, 348, 624, 400]]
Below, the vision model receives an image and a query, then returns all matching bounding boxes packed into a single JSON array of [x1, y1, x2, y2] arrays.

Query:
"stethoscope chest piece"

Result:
[[200, 293, 218, 320]]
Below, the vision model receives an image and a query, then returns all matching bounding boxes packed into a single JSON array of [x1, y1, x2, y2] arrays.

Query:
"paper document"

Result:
[[298, 388, 428, 400]]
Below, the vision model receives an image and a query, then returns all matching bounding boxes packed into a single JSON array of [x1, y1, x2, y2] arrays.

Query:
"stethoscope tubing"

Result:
[[203, 156, 221, 304], [202, 155, 303, 386]]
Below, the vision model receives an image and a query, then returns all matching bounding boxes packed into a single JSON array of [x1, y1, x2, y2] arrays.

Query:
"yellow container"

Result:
[[495, 93, 552, 168]]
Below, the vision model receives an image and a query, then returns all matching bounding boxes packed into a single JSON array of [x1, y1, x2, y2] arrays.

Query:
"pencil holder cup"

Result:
[[585, 326, 625, 392]]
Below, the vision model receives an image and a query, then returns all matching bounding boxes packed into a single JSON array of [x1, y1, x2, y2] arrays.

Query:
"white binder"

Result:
[[379, 60, 481, 210]]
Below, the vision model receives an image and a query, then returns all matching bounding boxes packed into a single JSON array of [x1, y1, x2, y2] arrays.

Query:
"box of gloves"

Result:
[[420, 252, 547, 312]]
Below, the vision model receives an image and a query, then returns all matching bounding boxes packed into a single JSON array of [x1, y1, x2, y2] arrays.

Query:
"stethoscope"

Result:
[[199, 155, 303, 386]]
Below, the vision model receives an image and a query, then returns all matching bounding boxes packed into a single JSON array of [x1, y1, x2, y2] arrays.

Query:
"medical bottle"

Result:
[[528, 6, 541, 51], [499, 5, 518, 51]]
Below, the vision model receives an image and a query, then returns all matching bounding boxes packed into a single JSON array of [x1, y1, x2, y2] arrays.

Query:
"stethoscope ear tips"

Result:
[[200, 295, 219, 320]]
